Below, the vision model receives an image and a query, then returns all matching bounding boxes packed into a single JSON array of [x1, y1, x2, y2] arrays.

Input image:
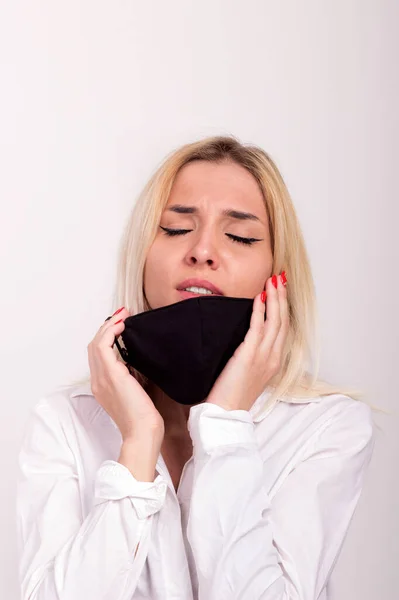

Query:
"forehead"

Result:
[[167, 160, 266, 215]]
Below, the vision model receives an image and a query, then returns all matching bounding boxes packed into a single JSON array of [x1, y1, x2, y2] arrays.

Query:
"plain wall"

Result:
[[1, 1, 397, 598]]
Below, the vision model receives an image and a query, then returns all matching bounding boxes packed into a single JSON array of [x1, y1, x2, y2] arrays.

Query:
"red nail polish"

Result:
[[113, 307, 124, 316], [261, 291, 267, 303], [281, 271, 287, 285], [115, 319, 123, 324], [272, 275, 278, 288]]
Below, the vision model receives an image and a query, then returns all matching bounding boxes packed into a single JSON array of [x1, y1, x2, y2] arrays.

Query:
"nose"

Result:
[[184, 229, 220, 268]]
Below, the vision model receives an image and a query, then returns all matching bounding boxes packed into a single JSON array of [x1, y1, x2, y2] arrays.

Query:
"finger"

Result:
[[88, 320, 130, 389], [262, 273, 288, 357], [261, 275, 282, 349], [98, 307, 129, 334], [97, 318, 126, 350], [246, 278, 266, 341], [91, 309, 129, 351], [245, 281, 268, 345], [88, 310, 129, 374]]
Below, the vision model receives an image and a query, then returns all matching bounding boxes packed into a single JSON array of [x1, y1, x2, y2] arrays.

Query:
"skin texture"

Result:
[[143, 160, 274, 438]]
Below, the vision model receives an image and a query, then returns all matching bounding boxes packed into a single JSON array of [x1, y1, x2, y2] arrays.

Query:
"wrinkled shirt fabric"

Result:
[[16, 380, 375, 600]]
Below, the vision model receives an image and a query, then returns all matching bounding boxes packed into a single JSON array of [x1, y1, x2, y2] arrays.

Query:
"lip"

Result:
[[176, 278, 224, 296]]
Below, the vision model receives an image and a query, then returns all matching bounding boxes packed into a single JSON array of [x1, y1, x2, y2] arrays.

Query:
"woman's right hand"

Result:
[[87, 307, 165, 446]]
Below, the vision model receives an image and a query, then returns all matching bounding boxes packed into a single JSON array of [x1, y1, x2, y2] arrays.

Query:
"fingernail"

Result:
[[281, 271, 287, 285], [115, 319, 123, 324], [261, 291, 267, 303], [113, 307, 124, 316], [272, 275, 278, 288]]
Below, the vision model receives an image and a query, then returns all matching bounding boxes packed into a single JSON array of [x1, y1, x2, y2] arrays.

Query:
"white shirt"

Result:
[[16, 380, 375, 600]]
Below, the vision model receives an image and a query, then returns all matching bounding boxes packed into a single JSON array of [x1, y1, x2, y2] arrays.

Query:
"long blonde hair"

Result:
[[74, 135, 387, 417]]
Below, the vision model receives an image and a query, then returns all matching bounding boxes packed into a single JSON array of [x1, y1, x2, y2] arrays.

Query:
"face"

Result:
[[143, 160, 273, 310]]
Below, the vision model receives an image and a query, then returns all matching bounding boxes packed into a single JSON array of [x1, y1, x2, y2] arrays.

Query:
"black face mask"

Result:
[[109, 295, 266, 406]]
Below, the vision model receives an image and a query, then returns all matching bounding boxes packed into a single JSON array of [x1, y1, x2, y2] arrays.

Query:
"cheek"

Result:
[[233, 254, 271, 295], [143, 244, 157, 284], [144, 240, 173, 284], [144, 248, 160, 281]]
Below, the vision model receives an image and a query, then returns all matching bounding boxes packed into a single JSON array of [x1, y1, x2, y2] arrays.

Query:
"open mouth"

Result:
[[178, 289, 218, 299]]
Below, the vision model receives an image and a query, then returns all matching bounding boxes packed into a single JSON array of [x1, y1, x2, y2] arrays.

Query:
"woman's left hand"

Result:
[[205, 272, 288, 412]]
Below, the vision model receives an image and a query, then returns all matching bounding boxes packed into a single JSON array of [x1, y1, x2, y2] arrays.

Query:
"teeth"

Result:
[[183, 286, 214, 295]]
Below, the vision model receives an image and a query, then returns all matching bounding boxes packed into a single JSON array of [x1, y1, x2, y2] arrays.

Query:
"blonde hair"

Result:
[[74, 135, 388, 418]]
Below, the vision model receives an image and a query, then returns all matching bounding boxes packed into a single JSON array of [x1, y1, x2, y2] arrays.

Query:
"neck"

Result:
[[145, 381, 193, 439]]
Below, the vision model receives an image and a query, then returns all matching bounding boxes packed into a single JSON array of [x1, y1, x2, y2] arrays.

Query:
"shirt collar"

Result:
[[70, 380, 94, 398], [250, 386, 324, 422]]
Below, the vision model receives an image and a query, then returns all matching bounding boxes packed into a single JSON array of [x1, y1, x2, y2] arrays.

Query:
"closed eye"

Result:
[[159, 226, 262, 246]]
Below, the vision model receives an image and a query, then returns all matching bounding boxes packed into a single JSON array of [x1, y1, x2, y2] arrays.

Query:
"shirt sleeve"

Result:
[[16, 397, 168, 600], [186, 399, 375, 600]]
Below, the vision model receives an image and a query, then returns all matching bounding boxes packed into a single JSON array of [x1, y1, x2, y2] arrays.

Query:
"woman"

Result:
[[17, 135, 377, 600]]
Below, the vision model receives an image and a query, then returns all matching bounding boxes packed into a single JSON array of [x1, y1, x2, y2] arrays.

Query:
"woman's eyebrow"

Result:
[[166, 204, 262, 223]]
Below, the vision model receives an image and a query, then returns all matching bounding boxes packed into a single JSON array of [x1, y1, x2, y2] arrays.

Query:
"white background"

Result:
[[1, 1, 398, 598]]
